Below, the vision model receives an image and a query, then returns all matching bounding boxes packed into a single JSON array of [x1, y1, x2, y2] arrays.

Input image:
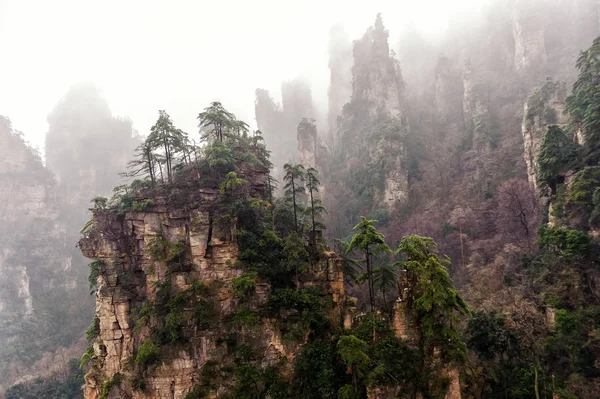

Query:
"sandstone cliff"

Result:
[[79, 161, 348, 399]]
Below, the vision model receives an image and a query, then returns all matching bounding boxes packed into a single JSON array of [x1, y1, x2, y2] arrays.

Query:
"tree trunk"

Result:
[[309, 180, 316, 261], [366, 250, 374, 313], [146, 149, 155, 186], [534, 365, 540, 399], [291, 176, 298, 233]]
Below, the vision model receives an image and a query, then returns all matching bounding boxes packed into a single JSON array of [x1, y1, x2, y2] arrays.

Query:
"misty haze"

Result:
[[2, 0, 600, 398]]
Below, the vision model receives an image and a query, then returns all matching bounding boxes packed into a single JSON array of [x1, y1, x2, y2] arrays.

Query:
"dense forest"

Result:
[[2, 1, 600, 398]]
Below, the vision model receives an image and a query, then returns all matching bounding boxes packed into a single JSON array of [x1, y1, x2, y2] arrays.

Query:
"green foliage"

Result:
[[347, 217, 392, 312], [370, 336, 419, 387], [525, 78, 563, 128], [85, 316, 100, 342], [197, 101, 236, 143], [305, 167, 327, 242], [337, 335, 370, 373], [230, 307, 260, 327], [232, 271, 257, 298], [565, 166, 600, 226], [555, 309, 580, 335], [336, 335, 370, 397], [89, 196, 109, 213], [466, 311, 518, 360], [88, 259, 105, 294], [232, 364, 289, 399], [350, 313, 391, 343], [135, 340, 160, 368], [132, 198, 154, 211], [293, 339, 344, 399], [110, 184, 136, 211], [80, 218, 94, 236], [6, 358, 84, 399], [565, 36, 600, 163], [220, 171, 247, 195], [205, 140, 234, 169], [369, 209, 390, 227], [194, 300, 216, 330], [268, 286, 331, 340], [99, 373, 123, 399], [282, 232, 310, 283], [147, 110, 188, 183], [152, 291, 190, 344], [148, 232, 186, 265], [538, 227, 589, 256], [536, 125, 578, 192], [80, 345, 94, 369], [283, 163, 306, 233], [396, 235, 468, 362], [236, 223, 288, 287]]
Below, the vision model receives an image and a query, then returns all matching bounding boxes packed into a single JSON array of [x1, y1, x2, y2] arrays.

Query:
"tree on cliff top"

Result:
[[197, 101, 236, 143], [147, 110, 187, 183]]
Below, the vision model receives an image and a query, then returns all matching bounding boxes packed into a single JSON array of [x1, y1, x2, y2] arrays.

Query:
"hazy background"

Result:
[[0, 0, 487, 155]]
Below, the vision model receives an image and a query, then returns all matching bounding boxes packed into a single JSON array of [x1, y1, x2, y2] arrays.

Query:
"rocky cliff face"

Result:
[[512, 0, 548, 75], [79, 163, 348, 399], [521, 78, 568, 191], [0, 116, 89, 391], [351, 15, 404, 120], [331, 14, 408, 218], [327, 25, 353, 150], [297, 118, 318, 169]]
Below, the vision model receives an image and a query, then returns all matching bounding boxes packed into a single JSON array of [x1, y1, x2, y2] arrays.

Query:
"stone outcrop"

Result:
[[0, 116, 86, 390], [521, 78, 568, 191], [297, 118, 317, 169], [333, 14, 409, 213], [512, 0, 547, 74], [79, 163, 349, 399], [462, 61, 493, 151], [351, 14, 404, 119]]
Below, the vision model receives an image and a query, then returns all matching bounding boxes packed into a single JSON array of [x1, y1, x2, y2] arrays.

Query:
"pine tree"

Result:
[[304, 167, 326, 254], [147, 110, 186, 183], [197, 101, 236, 143], [283, 163, 306, 233], [123, 140, 157, 185], [347, 217, 391, 312], [395, 235, 468, 362]]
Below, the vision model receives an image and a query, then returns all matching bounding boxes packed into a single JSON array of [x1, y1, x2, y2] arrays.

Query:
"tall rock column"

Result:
[[512, 0, 547, 75], [327, 24, 352, 150], [297, 117, 318, 169], [334, 14, 408, 213], [521, 78, 568, 191]]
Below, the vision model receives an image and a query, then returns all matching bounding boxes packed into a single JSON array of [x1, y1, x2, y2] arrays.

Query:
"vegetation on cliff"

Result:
[[74, 99, 474, 399]]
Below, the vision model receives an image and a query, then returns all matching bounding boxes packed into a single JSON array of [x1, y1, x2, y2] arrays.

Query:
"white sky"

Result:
[[0, 0, 487, 152]]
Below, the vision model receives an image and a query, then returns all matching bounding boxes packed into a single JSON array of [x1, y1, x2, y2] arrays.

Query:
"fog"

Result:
[[0, 0, 487, 153]]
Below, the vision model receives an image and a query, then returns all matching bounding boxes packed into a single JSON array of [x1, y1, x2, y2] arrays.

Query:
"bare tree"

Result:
[[495, 178, 542, 249]]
